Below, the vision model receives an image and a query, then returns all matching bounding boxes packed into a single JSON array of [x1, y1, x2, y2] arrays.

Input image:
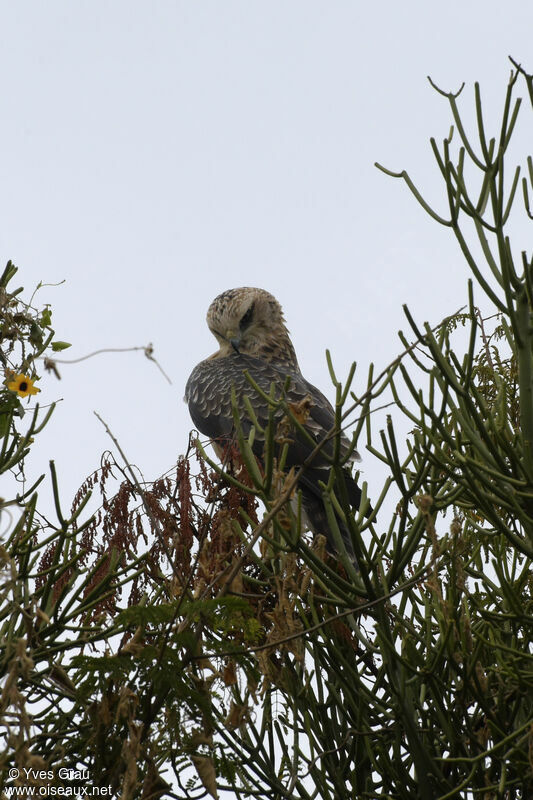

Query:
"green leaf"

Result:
[[40, 307, 52, 327], [29, 321, 44, 346], [115, 603, 179, 627], [0, 411, 10, 437], [51, 340, 72, 352], [71, 654, 134, 679]]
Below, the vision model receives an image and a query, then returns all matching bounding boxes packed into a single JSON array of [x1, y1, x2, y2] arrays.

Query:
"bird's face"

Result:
[[206, 287, 285, 356]]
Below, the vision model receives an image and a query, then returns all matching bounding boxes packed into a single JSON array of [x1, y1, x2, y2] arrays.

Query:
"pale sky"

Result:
[[1, 1, 532, 516]]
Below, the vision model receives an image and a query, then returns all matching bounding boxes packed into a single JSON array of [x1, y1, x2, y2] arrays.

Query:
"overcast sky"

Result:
[[1, 2, 532, 517]]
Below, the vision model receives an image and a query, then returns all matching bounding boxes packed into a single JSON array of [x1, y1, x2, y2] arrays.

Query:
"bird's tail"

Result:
[[299, 488, 357, 562], [298, 467, 370, 564]]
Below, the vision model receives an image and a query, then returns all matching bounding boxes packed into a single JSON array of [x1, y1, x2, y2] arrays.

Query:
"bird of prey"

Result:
[[185, 287, 368, 559]]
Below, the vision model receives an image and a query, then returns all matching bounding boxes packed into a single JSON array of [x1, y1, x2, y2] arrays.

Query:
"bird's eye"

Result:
[[240, 303, 255, 329]]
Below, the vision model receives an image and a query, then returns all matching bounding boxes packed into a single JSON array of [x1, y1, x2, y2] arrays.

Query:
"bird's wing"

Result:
[[186, 352, 369, 557], [185, 352, 358, 469]]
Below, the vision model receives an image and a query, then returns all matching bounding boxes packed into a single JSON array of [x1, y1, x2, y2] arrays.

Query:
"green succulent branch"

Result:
[[2, 60, 533, 800]]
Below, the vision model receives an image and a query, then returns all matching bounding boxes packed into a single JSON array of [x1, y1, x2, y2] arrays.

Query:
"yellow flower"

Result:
[[6, 373, 41, 398]]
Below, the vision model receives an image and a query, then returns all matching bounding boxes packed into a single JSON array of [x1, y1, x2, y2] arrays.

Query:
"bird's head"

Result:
[[206, 287, 299, 368]]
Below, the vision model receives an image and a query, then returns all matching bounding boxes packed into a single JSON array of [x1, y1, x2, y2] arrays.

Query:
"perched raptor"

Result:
[[185, 287, 369, 559]]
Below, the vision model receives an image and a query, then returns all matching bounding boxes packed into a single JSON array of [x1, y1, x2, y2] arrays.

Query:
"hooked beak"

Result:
[[225, 329, 241, 353], [229, 335, 241, 353]]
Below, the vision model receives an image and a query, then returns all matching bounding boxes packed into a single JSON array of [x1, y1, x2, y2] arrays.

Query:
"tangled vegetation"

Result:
[[1, 60, 533, 799]]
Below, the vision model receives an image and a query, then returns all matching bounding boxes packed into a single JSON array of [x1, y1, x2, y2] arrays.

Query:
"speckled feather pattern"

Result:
[[185, 287, 366, 557], [186, 352, 356, 467]]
